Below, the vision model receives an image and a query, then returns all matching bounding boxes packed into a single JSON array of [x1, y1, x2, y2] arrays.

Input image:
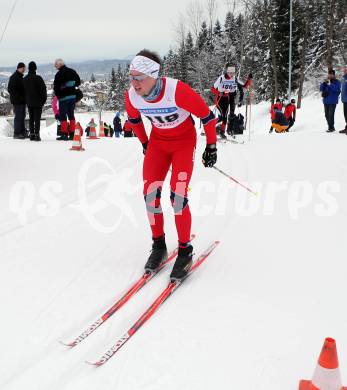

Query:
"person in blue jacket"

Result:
[[320, 69, 341, 132], [113, 111, 122, 137], [339, 66, 347, 134]]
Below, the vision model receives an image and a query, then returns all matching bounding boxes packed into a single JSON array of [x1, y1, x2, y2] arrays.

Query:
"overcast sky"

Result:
[[0, 0, 234, 68]]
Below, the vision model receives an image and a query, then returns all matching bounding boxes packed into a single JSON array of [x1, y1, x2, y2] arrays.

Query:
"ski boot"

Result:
[[220, 131, 227, 139], [56, 134, 69, 141], [144, 236, 168, 273], [170, 244, 193, 281]]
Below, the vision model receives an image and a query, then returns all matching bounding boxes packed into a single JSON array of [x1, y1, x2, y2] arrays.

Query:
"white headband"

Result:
[[227, 66, 235, 73], [130, 55, 160, 79]]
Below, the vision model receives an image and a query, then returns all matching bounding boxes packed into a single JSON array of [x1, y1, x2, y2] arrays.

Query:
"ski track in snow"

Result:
[[0, 101, 347, 389]]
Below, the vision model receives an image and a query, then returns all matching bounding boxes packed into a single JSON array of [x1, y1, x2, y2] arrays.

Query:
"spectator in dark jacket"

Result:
[[113, 111, 122, 137], [53, 58, 81, 140], [23, 61, 47, 141], [339, 66, 347, 134], [320, 69, 341, 132], [7, 62, 27, 139]]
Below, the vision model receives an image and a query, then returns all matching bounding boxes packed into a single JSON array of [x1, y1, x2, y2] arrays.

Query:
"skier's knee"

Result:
[[170, 191, 188, 214], [144, 187, 162, 214]]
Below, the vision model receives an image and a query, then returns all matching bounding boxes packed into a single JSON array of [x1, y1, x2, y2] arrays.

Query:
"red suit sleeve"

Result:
[[124, 91, 148, 144], [244, 79, 252, 89], [175, 81, 217, 144], [210, 87, 219, 96]]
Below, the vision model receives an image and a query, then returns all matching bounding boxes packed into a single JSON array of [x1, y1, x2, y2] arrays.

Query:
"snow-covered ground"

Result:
[[0, 97, 346, 390]]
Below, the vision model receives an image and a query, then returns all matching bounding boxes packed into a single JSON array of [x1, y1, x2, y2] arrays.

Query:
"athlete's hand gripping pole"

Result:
[[202, 144, 217, 168]]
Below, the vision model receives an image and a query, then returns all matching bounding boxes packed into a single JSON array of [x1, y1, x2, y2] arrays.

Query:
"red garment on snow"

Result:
[[284, 103, 296, 119]]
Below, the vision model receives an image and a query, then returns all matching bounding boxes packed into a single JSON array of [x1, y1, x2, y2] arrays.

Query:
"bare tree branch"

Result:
[[186, 1, 204, 40]]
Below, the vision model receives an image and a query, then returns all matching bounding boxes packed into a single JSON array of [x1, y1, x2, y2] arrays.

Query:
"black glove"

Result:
[[248, 73, 253, 79], [238, 101, 243, 107], [202, 144, 217, 168], [142, 141, 148, 155]]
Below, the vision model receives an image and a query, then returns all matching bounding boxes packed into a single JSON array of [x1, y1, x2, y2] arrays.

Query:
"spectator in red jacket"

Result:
[[269, 98, 283, 133], [284, 98, 296, 131], [123, 119, 134, 137]]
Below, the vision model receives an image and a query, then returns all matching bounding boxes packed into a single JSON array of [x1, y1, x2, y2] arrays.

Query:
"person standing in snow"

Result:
[[113, 111, 122, 137], [320, 69, 341, 132], [210, 64, 251, 139], [103, 122, 109, 137], [23, 61, 47, 141], [125, 49, 217, 281], [53, 58, 81, 140], [339, 66, 347, 134], [7, 62, 27, 139], [284, 98, 296, 131]]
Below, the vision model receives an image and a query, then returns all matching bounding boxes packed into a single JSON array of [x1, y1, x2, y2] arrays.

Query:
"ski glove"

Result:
[[142, 141, 148, 155], [202, 144, 217, 168]]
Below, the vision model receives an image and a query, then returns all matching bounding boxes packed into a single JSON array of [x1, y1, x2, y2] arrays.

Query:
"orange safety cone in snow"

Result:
[[299, 338, 347, 390], [88, 123, 99, 139], [76, 122, 84, 137], [99, 121, 105, 137], [70, 123, 85, 151]]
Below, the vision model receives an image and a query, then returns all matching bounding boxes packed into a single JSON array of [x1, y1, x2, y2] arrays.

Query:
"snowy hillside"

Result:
[[0, 97, 346, 390]]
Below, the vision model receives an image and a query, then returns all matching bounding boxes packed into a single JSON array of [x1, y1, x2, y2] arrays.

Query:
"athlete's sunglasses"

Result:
[[129, 74, 148, 81]]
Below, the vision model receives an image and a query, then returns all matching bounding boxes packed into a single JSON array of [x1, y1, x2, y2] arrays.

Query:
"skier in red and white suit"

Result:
[[125, 49, 217, 280]]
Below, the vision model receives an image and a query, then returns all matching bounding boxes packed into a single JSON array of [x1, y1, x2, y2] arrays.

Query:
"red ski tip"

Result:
[[59, 340, 76, 348], [85, 360, 102, 367]]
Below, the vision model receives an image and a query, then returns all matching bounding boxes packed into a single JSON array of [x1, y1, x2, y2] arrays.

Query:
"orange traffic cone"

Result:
[[99, 121, 105, 137], [88, 123, 99, 139], [70, 123, 85, 151], [76, 122, 84, 137], [299, 338, 347, 390]]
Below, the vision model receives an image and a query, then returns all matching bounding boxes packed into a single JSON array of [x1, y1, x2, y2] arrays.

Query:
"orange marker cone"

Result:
[[88, 123, 99, 139], [76, 122, 84, 137], [70, 123, 85, 151], [299, 338, 347, 390], [99, 121, 105, 137]]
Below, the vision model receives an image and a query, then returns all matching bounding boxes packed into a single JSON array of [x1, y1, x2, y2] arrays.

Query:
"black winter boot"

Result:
[[56, 134, 69, 141], [170, 244, 193, 281], [144, 236, 168, 273]]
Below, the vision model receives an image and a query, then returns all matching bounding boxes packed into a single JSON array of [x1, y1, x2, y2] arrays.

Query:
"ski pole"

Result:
[[212, 166, 259, 196]]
